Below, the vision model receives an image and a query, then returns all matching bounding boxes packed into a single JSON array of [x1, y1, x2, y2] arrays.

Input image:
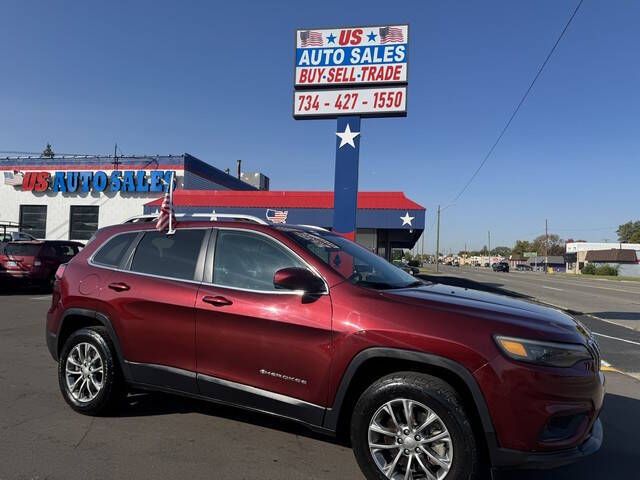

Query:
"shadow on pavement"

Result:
[[417, 273, 532, 300], [499, 392, 640, 479], [591, 311, 640, 322], [119, 391, 347, 445]]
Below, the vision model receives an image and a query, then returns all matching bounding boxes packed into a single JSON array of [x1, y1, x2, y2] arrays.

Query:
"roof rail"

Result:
[[122, 212, 268, 225]]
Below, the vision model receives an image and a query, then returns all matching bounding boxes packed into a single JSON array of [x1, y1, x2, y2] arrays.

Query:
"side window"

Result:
[[130, 229, 206, 281], [213, 230, 305, 291], [92, 232, 139, 268]]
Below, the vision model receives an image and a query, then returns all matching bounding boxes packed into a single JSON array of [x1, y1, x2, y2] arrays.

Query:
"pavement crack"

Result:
[[74, 417, 95, 449]]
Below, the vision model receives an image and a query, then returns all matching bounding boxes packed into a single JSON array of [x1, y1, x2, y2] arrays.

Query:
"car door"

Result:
[[195, 228, 332, 424], [99, 228, 209, 393]]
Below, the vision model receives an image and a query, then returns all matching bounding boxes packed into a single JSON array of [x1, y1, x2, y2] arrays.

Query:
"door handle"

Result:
[[202, 295, 233, 307], [108, 282, 130, 292]]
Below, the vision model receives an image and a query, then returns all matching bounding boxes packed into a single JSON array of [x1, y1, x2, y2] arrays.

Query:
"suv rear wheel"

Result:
[[58, 327, 124, 415], [351, 372, 479, 480]]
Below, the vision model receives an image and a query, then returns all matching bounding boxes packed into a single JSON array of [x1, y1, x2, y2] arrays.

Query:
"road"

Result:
[[1, 290, 639, 480], [425, 266, 640, 378]]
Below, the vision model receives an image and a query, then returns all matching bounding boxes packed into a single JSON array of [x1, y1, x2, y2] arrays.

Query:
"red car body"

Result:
[[1, 240, 82, 286], [46, 221, 604, 470]]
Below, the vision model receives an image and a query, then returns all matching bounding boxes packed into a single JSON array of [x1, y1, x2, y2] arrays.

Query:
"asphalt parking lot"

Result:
[[2, 289, 639, 480]]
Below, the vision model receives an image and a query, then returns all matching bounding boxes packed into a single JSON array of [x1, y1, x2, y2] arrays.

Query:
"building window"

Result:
[[69, 206, 99, 240], [19, 205, 47, 238]]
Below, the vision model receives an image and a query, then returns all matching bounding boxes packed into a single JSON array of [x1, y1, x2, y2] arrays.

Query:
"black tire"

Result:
[[351, 372, 479, 480], [58, 327, 125, 415]]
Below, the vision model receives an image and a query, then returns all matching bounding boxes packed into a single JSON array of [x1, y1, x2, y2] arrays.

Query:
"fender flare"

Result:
[[322, 347, 496, 438], [56, 308, 132, 381]]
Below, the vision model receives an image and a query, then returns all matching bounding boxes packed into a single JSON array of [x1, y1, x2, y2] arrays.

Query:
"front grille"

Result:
[[586, 339, 601, 371]]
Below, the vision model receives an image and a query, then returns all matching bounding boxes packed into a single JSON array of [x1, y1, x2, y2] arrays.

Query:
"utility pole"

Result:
[[544, 218, 549, 274], [435, 205, 441, 273], [488, 230, 491, 266]]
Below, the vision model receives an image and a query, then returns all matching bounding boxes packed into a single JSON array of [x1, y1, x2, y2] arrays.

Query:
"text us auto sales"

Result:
[[18, 170, 175, 193]]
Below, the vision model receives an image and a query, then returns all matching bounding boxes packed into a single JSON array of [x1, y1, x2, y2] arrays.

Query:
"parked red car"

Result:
[[46, 221, 604, 480], [1, 240, 83, 289]]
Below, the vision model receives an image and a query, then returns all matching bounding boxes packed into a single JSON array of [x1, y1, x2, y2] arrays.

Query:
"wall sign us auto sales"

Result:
[[295, 25, 409, 88]]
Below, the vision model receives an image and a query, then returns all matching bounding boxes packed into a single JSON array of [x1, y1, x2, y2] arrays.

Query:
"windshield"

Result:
[[4, 243, 41, 256], [283, 229, 422, 290]]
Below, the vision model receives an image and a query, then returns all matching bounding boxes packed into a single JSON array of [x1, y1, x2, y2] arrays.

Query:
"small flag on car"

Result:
[[156, 172, 177, 234]]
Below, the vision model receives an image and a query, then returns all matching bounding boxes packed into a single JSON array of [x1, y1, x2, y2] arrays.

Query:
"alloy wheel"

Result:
[[65, 342, 104, 403], [368, 398, 453, 480]]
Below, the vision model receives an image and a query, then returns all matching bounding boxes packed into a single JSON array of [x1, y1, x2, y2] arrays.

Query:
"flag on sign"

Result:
[[156, 174, 177, 233], [379, 26, 404, 43], [266, 209, 288, 224], [4, 170, 24, 186], [300, 30, 323, 47]]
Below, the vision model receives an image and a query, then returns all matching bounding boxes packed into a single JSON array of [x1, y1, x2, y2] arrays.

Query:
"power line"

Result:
[[450, 0, 584, 204]]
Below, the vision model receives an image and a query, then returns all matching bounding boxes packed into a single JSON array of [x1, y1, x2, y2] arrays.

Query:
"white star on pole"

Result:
[[400, 212, 415, 226], [336, 123, 360, 148]]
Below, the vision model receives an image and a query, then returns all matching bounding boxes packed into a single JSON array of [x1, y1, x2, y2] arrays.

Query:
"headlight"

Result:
[[495, 335, 592, 368]]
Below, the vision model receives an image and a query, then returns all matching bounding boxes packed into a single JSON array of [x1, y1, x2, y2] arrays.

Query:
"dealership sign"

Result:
[[294, 86, 407, 118], [8, 170, 175, 193], [295, 25, 408, 88]]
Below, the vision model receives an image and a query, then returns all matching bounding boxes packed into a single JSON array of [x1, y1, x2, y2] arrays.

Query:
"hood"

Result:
[[382, 283, 584, 339]]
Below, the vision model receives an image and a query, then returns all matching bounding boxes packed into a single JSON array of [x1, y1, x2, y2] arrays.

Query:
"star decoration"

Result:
[[327, 33, 336, 44], [367, 31, 377, 42], [336, 124, 360, 148], [400, 212, 415, 226]]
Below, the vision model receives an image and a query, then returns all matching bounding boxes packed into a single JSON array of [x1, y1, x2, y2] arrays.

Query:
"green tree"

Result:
[[617, 221, 640, 243], [492, 246, 512, 257], [42, 143, 54, 158], [512, 240, 533, 256]]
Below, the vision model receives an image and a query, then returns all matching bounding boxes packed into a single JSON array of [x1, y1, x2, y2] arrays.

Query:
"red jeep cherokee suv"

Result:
[[46, 221, 604, 480]]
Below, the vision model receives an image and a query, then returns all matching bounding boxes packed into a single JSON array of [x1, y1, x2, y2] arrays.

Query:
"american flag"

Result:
[[266, 209, 288, 224], [4, 171, 24, 186], [156, 187, 177, 232], [300, 30, 323, 47], [379, 26, 404, 43]]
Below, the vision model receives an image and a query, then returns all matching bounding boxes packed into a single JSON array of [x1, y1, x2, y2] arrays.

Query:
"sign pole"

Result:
[[333, 115, 361, 241]]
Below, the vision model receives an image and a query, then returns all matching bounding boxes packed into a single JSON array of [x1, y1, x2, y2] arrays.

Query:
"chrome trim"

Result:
[[197, 373, 322, 410]]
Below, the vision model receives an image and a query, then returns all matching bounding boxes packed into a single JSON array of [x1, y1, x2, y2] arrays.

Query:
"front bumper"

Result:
[[490, 417, 603, 469]]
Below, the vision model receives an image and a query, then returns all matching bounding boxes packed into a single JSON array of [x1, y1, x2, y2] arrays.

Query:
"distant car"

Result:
[[392, 260, 420, 276], [484, 262, 490, 268], [516, 264, 533, 272], [452, 261, 460, 267], [0, 240, 83, 289], [0, 231, 37, 242], [492, 262, 510, 272]]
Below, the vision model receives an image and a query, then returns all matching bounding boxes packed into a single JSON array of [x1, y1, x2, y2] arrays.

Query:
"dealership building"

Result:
[[1, 154, 425, 259]]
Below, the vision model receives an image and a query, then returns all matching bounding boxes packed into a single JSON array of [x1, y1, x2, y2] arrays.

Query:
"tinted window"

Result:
[[213, 230, 305, 291], [93, 233, 138, 267], [131, 229, 205, 280], [20, 205, 47, 238], [70, 206, 99, 240], [4, 243, 41, 256]]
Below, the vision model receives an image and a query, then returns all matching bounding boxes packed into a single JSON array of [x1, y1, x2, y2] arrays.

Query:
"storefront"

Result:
[[143, 190, 425, 260], [0, 154, 255, 241], [2, 154, 425, 258]]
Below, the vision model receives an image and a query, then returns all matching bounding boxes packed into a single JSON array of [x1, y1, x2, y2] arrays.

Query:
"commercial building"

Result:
[[565, 242, 640, 274], [1, 154, 425, 259], [0, 154, 256, 241], [144, 190, 425, 260]]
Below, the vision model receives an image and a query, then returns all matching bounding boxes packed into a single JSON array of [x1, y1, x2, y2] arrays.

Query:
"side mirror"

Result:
[[273, 267, 326, 294]]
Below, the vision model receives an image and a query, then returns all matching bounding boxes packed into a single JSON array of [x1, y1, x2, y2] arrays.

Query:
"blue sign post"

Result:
[[333, 115, 361, 240]]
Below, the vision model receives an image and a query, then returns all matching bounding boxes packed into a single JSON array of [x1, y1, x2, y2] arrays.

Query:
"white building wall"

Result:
[[566, 242, 640, 253], [0, 169, 183, 240]]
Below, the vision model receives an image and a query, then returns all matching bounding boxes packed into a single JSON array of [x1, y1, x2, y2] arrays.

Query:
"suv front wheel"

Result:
[[58, 327, 124, 415], [351, 372, 479, 480]]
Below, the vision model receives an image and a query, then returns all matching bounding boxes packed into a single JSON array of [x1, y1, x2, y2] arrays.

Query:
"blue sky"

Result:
[[1, 0, 638, 252]]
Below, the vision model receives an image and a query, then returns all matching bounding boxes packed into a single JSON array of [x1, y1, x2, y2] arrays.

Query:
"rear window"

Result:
[[92, 232, 139, 268], [130, 229, 206, 280], [4, 243, 41, 256]]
